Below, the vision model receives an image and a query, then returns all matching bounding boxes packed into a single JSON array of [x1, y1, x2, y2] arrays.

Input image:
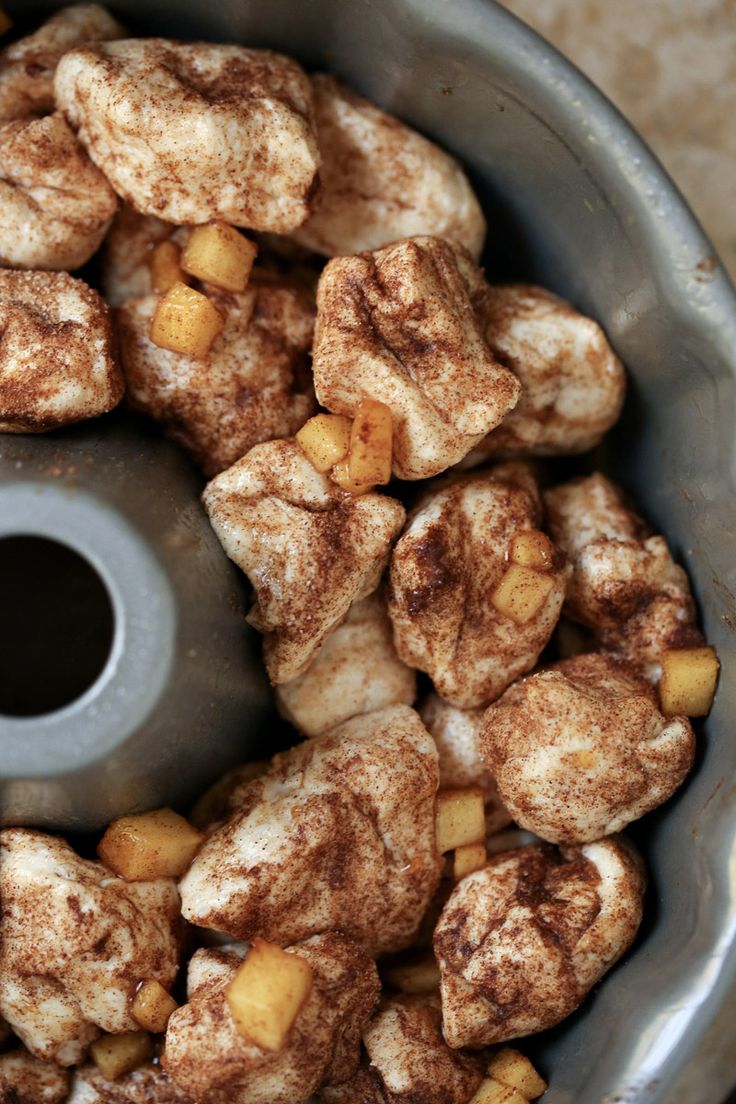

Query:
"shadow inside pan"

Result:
[[0, 535, 114, 717]]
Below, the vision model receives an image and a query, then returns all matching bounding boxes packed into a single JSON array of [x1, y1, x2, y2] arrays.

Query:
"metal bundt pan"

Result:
[[2, 0, 736, 1100]]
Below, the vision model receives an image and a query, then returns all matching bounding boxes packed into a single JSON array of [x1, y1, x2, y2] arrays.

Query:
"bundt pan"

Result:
[[2, 0, 736, 1101]]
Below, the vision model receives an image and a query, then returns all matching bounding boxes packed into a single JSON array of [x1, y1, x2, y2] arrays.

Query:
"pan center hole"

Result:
[[0, 535, 115, 718]]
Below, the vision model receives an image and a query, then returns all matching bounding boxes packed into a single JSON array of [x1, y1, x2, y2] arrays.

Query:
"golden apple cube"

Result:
[[181, 222, 257, 292], [226, 938, 313, 1052], [90, 1032, 151, 1081], [148, 240, 187, 294], [491, 564, 555, 625], [469, 1078, 528, 1104], [296, 414, 353, 472], [488, 1048, 547, 1100], [331, 459, 374, 495], [454, 841, 487, 880], [348, 399, 393, 486], [97, 807, 204, 880], [660, 645, 719, 717], [150, 283, 223, 359], [131, 979, 178, 1034], [569, 748, 598, 770], [0, 9, 12, 34], [436, 787, 486, 853], [383, 954, 440, 994], [510, 530, 555, 572]]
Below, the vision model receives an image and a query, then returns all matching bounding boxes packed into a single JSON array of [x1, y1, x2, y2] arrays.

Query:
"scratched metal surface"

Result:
[[0, 414, 272, 829]]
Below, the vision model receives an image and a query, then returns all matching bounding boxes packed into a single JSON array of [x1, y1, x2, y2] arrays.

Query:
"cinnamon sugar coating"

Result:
[[463, 284, 625, 464], [203, 439, 405, 684], [179, 705, 442, 955], [163, 935, 380, 1104], [545, 473, 702, 679], [189, 762, 269, 836], [68, 1063, 191, 1103], [0, 4, 123, 124], [481, 652, 695, 843], [313, 236, 520, 480], [434, 837, 645, 1047], [0, 829, 182, 1066], [0, 1048, 69, 1104], [322, 994, 485, 1104], [0, 112, 117, 270], [55, 39, 319, 231], [0, 269, 122, 432], [101, 206, 186, 307], [276, 592, 416, 737], [117, 277, 315, 476], [388, 463, 568, 708], [419, 693, 511, 834], [293, 75, 486, 259]]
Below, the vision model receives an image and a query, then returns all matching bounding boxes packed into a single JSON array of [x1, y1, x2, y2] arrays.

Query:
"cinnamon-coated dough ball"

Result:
[[464, 284, 625, 464], [0, 113, 117, 270], [276, 593, 416, 737], [545, 473, 702, 680], [322, 994, 485, 1104], [434, 837, 645, 1046], [294, 75, 485, 259], [203, 439, 405, 684], [480, 652, 695, 843], [0, 829, 182, 1066], [117, 276, 315, 476], [179, 705, 442, 956], [55, 40, 319, 231], [313, 236, 520, 480], [389, 463, 568, 707], [163, 936, 379, 1104], [0, 269, 122, 432]]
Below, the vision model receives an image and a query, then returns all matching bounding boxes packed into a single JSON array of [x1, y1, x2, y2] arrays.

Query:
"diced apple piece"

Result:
[[226, 938, 313, 1052], [98, 807, 204, 880], [491, 564, 555, 625], [131, 979, 178, 1034], [436, 787, 485, 853], [296, 413, 352, 473], [181, 222, 257, 292], [348, 399, 392, 486], [488, 1049, 547, 1100], [383, 954, 440, 994], [469, 1078, 528, 1104], [330, 459, 374, 495], [0, 9, 12, 34], [510, 530, 555, 572], [453, 841, 487, 880], [148, 241, 188, 294], [569, 748, 598, 770], [150, 282, 223, 359], [660, 645, 719, 717], [90, 1032, 151, 1082]]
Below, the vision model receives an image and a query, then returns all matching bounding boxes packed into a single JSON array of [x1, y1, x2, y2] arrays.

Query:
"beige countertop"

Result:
[[500, 0, 736, 280]]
